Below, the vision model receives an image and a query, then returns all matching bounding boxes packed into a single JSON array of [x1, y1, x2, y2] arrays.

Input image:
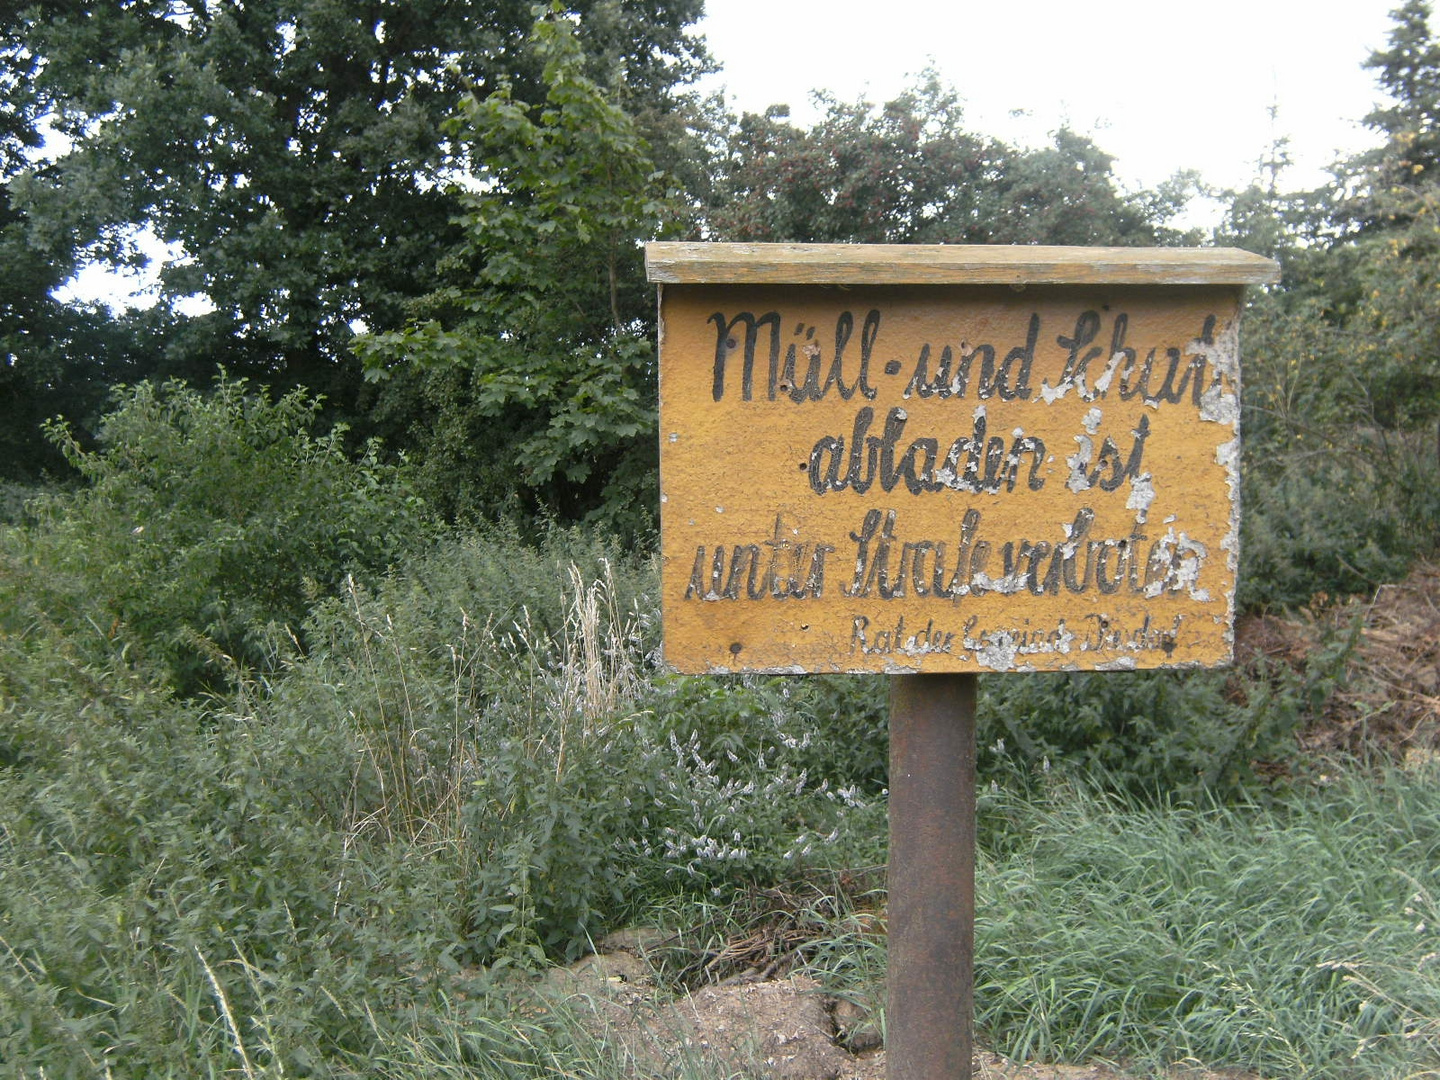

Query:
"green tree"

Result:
[[698, 78, 1191, 246], [1361, 0, 1440, 194], [983, 127, 1194, 246], [357, 10, 674, 529], [1219, 2, 1440, 606], [0, 16, 123, 480], [699, 78, 1004, 243], [1308, 1, 1440, 435], [5, 0, 705, 421], [0, 281, 163, 484]]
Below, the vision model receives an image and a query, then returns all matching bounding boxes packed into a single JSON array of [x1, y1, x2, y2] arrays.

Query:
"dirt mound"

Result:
[[541, 944, 857, 1078], [1237, 560, 1440, 761], [539, 935, 1254, 1080], [1325, 561, 1440, 760]]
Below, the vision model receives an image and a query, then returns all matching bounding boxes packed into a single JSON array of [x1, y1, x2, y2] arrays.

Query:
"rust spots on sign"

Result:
[[657, 283, 1246, 675]]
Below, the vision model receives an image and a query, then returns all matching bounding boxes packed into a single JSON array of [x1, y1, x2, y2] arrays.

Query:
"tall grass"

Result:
[[2, 457, 1433, 1077], [0, 524, 878, 1075], [798, 763, 1440, 1079]]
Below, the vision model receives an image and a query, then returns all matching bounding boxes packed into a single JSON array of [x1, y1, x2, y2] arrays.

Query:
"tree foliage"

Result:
[[356, 10, 675, 528], [1357, 0, 1440, 209], [3, 0, 705, 417], [697, 79, 1193, 246], [0, 13, 134, 478], [4, 0, 1438, 603], [1223, 0, 1440, 607]]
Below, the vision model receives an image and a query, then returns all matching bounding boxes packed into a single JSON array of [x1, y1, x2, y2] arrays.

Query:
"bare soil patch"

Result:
[[537, 934, 1257, 1080]]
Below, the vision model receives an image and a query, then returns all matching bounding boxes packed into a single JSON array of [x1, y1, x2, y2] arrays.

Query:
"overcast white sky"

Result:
[[694, 0, 1403, 202]]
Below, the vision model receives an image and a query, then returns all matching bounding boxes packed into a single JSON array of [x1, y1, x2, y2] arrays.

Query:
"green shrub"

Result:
[[10, 372, 425, 694], [1238, 289, 1440, 610], [0, 481, 40, 525], [1239, 448, 1436, 610], [975, 620, 1354, 802], [0, 663, 469, 1076], [647, 674, 889, 795]]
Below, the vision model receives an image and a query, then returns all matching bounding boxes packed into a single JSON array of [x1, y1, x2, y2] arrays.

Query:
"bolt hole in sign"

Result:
[[647, 243, 1279, 675]]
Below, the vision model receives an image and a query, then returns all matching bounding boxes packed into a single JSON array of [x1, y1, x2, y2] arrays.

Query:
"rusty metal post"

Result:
[[887, 672, 977, 1080]]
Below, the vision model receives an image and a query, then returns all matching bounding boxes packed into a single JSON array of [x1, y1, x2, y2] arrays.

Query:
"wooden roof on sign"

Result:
[[644, 242, 1280, 287]]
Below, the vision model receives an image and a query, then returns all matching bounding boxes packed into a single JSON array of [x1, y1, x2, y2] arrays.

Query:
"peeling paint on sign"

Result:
[[657, 282, 1249, 674]]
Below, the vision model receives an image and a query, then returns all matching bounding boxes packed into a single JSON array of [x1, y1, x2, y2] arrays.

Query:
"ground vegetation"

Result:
[[2, 2, 1440, 1077]]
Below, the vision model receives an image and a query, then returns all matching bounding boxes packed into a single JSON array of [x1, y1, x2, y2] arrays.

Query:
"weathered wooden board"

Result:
[[646, 242, 1280, 287], [651, 246, 1276, 675]]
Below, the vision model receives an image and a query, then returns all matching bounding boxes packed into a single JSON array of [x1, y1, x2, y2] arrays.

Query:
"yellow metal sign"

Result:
[[651, 246, 1275, 674]]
